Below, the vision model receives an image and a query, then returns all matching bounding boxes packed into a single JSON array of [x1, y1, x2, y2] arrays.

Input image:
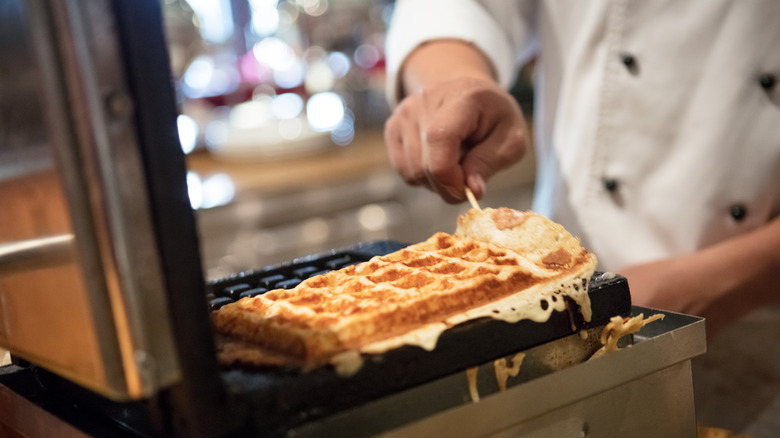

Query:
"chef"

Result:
[[384, 1, 780, 433], [384, 0, 780, 335]]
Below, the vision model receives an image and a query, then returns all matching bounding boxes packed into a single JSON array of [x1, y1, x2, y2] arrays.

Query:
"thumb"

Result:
[[464, 172, 486, 200], [460, 123, 527, 199], [461, 149, 492, 200]]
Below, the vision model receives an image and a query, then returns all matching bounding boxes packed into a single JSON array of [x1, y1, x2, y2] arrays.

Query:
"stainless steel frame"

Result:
[[0, 0, 180, 399], [290, 307, 706, 438]]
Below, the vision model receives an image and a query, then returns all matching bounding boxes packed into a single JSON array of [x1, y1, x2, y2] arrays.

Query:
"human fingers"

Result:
[[420, 97, 484, 202], [384, 98, 427, 187], [387, 87, 468, 199], [422, 129, 467, 202], [387, 77, 515, 203], [420, 77, 529, 202], [460, 115, 528, 199]]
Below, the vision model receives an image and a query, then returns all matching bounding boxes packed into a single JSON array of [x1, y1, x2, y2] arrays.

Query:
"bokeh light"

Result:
[[271, 93, 304, 119], [185, 0, 234, 43], [187, 171, 236, 210], [177, 114, 199, 154], [305, 59, 335, 94], [358, 204, 388, 231], [273, 59, 306, 89], [182, 56, 240, 99], [306, 92, 345, 132], [250, 0, 280, 36], [354, 44, 380, 69], [331, 109, 354, 146], [325, 51, 350, 78], [253, 37, 296, 71], [301, 218, 330, 244], [301, 0, 328, 16], [229, 100, 272, 129]]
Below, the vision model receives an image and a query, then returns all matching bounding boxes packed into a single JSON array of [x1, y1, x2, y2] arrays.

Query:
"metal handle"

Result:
[[0, 234, 74, 274]]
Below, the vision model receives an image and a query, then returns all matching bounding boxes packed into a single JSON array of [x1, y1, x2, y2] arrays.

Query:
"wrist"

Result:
[[400, 39, 497, 98]]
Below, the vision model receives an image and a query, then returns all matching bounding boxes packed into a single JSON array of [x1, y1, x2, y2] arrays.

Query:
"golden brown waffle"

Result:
[[212, 208, 597, 370]]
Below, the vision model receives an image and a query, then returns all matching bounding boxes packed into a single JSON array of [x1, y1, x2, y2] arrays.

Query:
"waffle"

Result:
[[212, 208, 597, 370]]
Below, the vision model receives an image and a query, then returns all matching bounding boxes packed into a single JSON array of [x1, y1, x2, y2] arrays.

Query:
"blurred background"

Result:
[[163, 0, 537, 281]]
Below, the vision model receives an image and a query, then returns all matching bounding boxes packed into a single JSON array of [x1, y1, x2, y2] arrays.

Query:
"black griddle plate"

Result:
[[207, 241, 632, 435]]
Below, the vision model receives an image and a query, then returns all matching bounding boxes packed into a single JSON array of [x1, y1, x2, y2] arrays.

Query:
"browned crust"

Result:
[[212, 230, 595, 368], [490, 207, 530, 230]]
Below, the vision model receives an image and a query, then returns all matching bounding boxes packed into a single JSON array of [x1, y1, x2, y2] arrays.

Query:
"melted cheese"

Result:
[[493, 353, 525, 392], [351, 272, 591, 375], [330, 350, 364, 376], [466, 367, 480, 402], [360, 322, 445, 355], [588, 313, 665, 361]]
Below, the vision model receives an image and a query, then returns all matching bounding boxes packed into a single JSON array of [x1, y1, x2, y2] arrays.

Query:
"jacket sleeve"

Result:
[[384, 0, 539, 106]]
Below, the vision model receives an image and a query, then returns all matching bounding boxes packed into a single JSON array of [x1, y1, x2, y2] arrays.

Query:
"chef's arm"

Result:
[[384, 40, 528, 203], [621, 215, 780, 337], [397, 40, 496, 97]]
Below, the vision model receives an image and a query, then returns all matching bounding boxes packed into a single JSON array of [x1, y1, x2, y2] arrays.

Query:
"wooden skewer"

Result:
[[465, 187, 481, 211]]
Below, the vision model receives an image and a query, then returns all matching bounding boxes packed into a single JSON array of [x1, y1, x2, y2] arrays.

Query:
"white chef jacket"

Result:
[[386, 0, 780, 272]]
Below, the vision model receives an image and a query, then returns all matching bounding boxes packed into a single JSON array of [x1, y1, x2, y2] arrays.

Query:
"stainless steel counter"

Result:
[[290, 306, 707, 438]]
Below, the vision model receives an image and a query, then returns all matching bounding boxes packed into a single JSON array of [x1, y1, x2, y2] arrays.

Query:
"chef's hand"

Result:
[[620, 216, 780, 338], [620, 257, 695, 314], [621, 257, 736, 338], [384, 40, 528, 203]]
